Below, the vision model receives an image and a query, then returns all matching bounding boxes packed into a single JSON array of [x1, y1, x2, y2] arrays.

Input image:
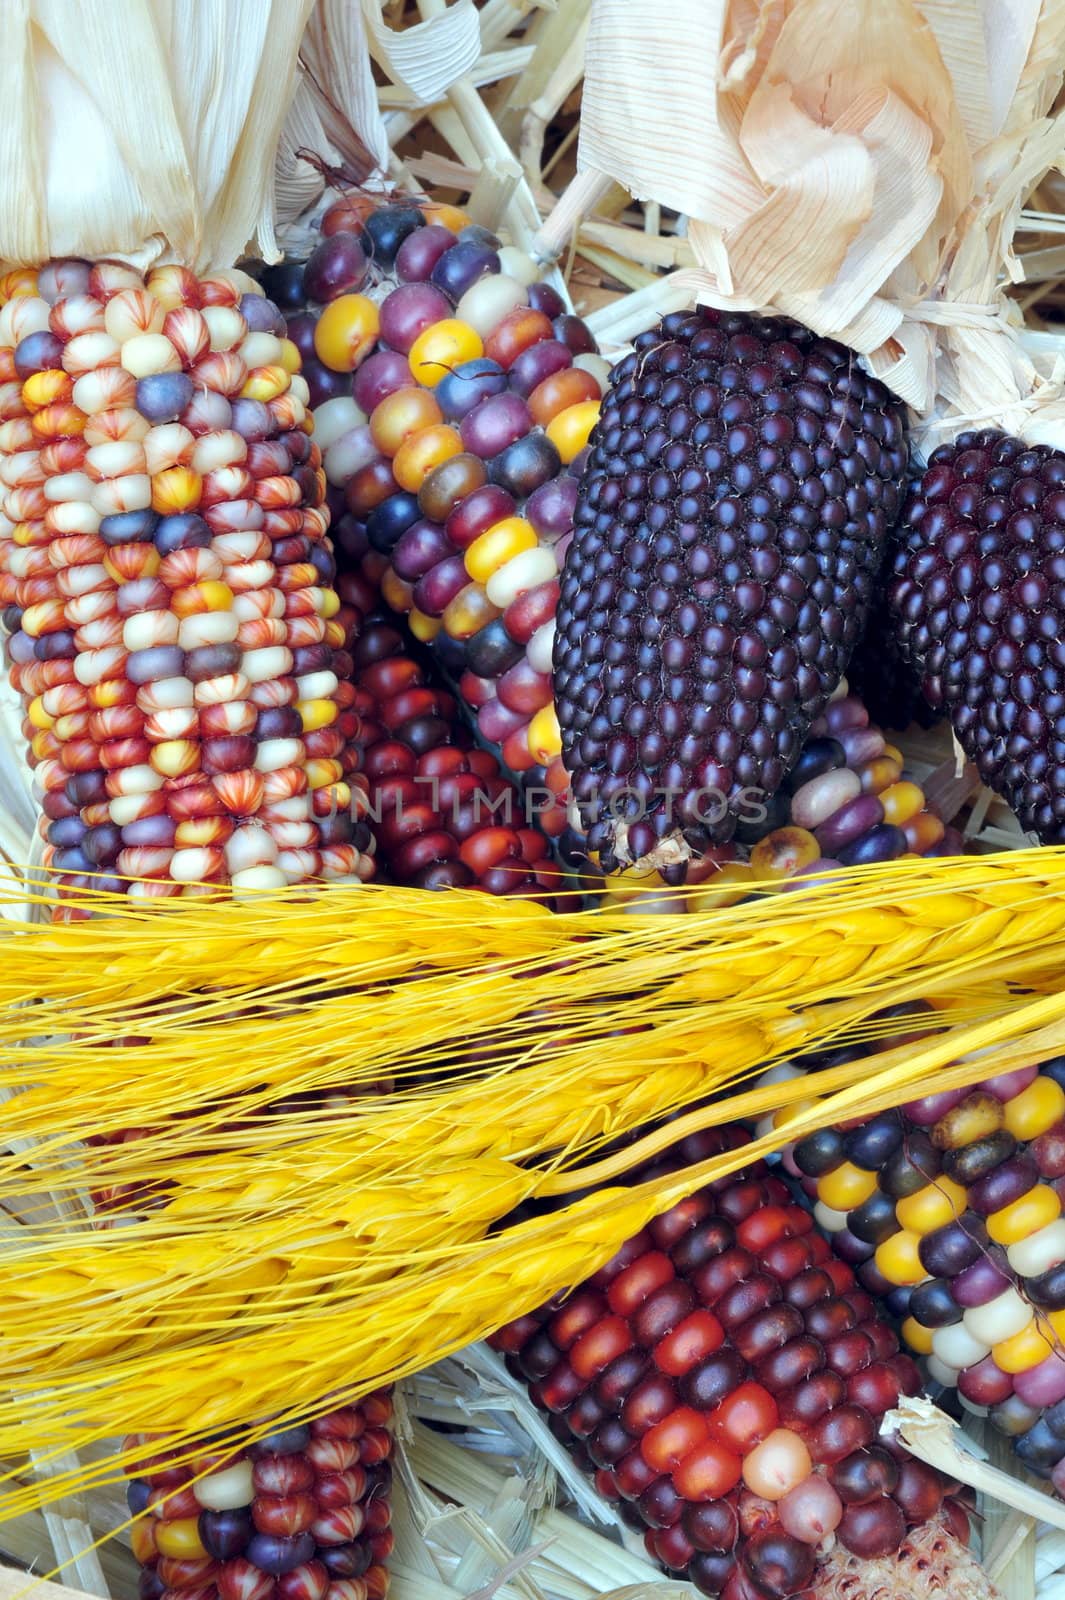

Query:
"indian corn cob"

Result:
[[0, 261, 372, 905], [341, 600, 560, 897], [490, 1128, 978, 1600], [266, 191, 609, 845], [552, 307, 910, 874], [127, 1403, 393, 1600], [790, 1056, 1065, 1490], [888, 428, 1065, 842], [593, 684, 960, 911]]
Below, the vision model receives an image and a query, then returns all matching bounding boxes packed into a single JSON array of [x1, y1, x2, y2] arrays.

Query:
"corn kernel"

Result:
[[392, 424, 463, 494], [408, 607, 441, 643], [171, 580, 235, 617], [1004, 1077, 1065, 1141], [313, 295, 381, 373], [987, 1185, 1062, 1245], [688, 863, 754, 909], [277, 338, 301, 375], [241, 364, 290, 403], [895, 1177, 967, 1235], [154, 1518, 208, 1560], [771, 1097, 821, 1131], [993, 1319, 1056, 1374], [151, 466, 202, 514], [297, 698, 338, 732], [545, 399, 600, 464], [901, 1316, 934, 1355], [465, 517, 538, 585], [27, 695, 54, 731], [817, 1161, 878, 1211], [528, 700, 563, 764], [305, 758, 344, 790], [879, 780, 926, 826], [408, 319, 484, 387], [874, 1228, 927, 1285], [22, 370, 72, 411]]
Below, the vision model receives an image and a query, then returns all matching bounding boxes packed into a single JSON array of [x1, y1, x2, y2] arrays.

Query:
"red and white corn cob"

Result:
[[490, 1129, 979, 1600], [0, 260, 373, 909]]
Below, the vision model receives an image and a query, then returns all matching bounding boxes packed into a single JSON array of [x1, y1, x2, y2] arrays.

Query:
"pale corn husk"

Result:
[[576, 0, 1065, 448], [0, 0, 323, 272], [274, 0, 483, 233]]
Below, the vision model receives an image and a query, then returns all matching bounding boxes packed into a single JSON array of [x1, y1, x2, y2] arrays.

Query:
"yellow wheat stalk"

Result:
[[2, 850, 1065, 1516]]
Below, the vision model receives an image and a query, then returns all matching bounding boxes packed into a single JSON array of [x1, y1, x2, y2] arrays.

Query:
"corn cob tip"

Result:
[[810, 1513, 999, 1600]]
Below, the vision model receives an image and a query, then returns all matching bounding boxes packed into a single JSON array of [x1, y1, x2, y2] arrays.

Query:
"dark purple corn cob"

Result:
[[888, 427, 1065, 841], [551, 308, 909, 871]]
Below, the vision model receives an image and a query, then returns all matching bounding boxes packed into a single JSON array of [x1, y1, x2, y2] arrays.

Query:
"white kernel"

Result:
[[456, 273, 527, 338], [496, 246, 540, 286], [526, 620, 556, 676], [814, 1201, 849, 1233], [963, 1288, 1032, 1347], [485, 544, 558, 609], [225, 827, 279, 874], [44, 471, 95, 504], [242, 646, 293, 683], [120, 333, 181, 377], [255, 738, 304, 772], [1008, 1219, 1065, 1277], [932, 1323, 989, 1371], [178, 613, 239, 649], [312, 397, 366, 451], [124, 613, 180, 651]]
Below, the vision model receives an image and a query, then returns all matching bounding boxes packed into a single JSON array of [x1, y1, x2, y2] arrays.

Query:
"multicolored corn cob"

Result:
[[490, 1129, 976, 1599], [888, 429, 1065, 842], [0, 260, 372, 907], [127, 1401, 393, 1600], [266, 191, 609, 845], [342, 603, 559, 897], [791, 1057, 1065, 1490], [552, 308, 910, 873]]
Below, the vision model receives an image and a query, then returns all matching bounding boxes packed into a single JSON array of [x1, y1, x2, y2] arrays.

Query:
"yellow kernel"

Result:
[[993, 1320, 1056, 1374], [879, 780, 926, 827], [381, 567, 413, 615], [817, 1161, 878, 1211], [30, 730, 55, 760], [987, 1185, 1062, 1246], [749, 827, 819, 882], [874, 1228, 927, 1285], [772, 1097, 821, 1131], [901, 1316, 935, 1355], [408, 319, 484, 387], [528, 700, 563, 764], [545, 399, 600, 464], [1004, 1077, 1065, 1142], [22, 370, 71, 411], [323, 618, 345, 648], [1047, 1311, 1065, 1343], [320, 588, 341, 619], [688, 863, 754, 909], [278, 338, 301, 374], [305, 758, 344, 790], [882, 743, 904, 765], [27, 696, 54, 731], [154, 1519, 208, 1560], [297, 698, 338, 732], [313, 295, 380, 373], [931, 1092, 1003, 1150], [465, 516, 538, 585], [150, 740, 201, 778], [408, 607, 441, 643], [895, 1177, 967, 1235], [392, 424, 463, 494], [241, 364, 290, 403], [151, 466, 202, 514]]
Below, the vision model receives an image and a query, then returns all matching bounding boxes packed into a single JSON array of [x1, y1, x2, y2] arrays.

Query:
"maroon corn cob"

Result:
[[490, 1130, 977, 1600]]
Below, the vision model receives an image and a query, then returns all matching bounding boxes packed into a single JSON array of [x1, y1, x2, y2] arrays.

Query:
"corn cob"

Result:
[[887, 428, 1065, 841], [340, 602, 559, 897], [489, 1129, 978, 1600], [790, 1056, 1065, 1490], [594, 685, 961, 909], [0, 261, 372, 906], [267, 192, 609, 846], [126, 1400, 393, 1600], [552, 307, 910, 875]]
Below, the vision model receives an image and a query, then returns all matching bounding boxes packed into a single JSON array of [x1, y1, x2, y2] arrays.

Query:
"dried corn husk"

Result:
[[0, 0, 323, 271], [274, 0, 483, 232], [576, 0, 1065, 447]]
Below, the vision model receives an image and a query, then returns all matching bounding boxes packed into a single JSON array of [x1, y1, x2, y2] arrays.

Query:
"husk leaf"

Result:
[[0, 0, 315, 271], [578, 0, 1065, 445]]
